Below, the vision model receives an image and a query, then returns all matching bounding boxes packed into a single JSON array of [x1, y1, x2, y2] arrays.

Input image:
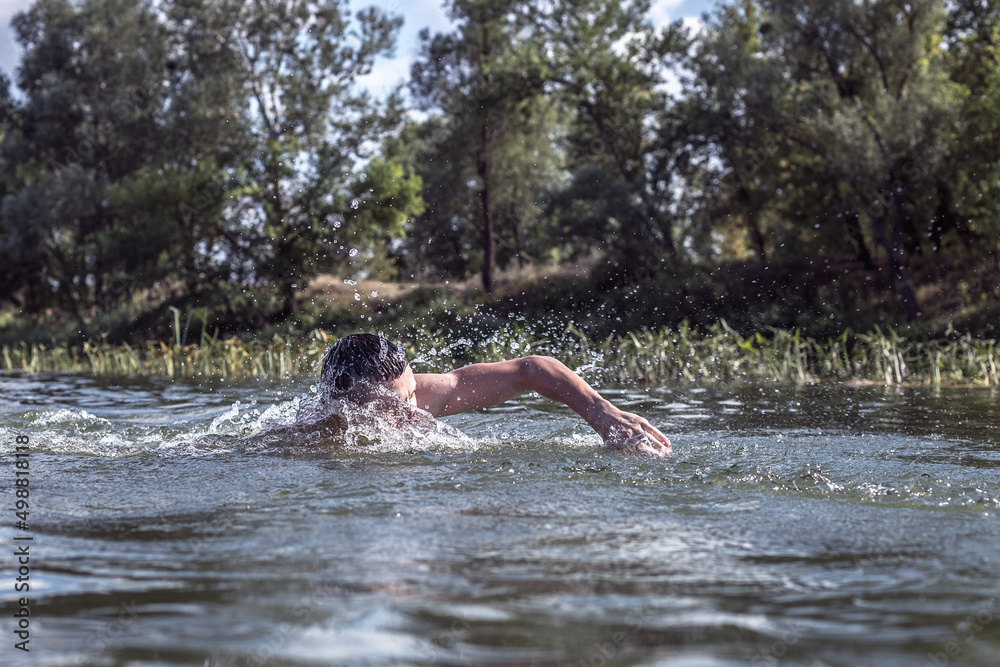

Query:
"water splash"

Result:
[[3, 386, 475, 458], [289, 389, 475, 453]]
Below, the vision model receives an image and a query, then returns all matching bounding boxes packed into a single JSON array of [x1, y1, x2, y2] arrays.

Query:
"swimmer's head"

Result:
[[320, 333, 408, 396]]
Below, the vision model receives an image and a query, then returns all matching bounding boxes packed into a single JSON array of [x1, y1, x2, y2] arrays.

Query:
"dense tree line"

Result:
[[1, 0, 998, 335], [0, 0, 421, 330]]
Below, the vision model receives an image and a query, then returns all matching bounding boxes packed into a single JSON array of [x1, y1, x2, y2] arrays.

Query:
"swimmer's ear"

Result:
[[334, 372, 354, 392]]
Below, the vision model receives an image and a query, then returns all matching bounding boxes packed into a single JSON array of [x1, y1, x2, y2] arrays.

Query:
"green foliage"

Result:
[[942, 0, 1000, 249], [681, 0, 978, 319], [211, 0, 406, 314], [1, 0, 169, 324], [409, 0, 559, 292], [3, 321, 997, 386], [2, 0, 999, 346], [339, 157, 425, 280], [539, 0, 691, 276], [0, 0, 411, 335], [384, 117, 479, 280]]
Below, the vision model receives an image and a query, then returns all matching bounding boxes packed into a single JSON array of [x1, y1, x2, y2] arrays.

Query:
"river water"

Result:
[[1, 371, 998, 666]]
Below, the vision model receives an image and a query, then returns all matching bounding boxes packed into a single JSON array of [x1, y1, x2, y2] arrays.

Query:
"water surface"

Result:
[[1, 372, 998, 666]]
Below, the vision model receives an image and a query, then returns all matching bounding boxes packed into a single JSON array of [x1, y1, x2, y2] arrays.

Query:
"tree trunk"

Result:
[[477, 123, 495, 294], [890, 197, 921, 320], [737, 185, 765, 263], [873, 209, 921, 321], [50, 244, 89, 333], [474, 24, 495, 295], [844, 213, 875, 269], [749, 214, 768, 264], [283, 285, 298, 317], [510, 210, 525, 269]]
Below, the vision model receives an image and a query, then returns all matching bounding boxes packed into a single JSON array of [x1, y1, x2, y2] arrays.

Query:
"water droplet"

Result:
[[371, 290, 378, 297], [350, 199, 359, 209], [344, 279, 357, 286], [349, 248, 358, 257], [354, 293, 361, 301]]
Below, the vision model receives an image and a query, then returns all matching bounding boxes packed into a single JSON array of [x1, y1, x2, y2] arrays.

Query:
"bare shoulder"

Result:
[[413, 371, 458, 415], [413, 360, 531, 417]]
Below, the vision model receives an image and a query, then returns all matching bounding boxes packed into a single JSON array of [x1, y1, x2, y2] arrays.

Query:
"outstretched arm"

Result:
[[413, 355, 670, 456]]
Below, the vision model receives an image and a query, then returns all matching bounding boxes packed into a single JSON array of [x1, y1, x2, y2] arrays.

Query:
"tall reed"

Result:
[[1, 324, 997, 386], [557, 322, 998, 386]]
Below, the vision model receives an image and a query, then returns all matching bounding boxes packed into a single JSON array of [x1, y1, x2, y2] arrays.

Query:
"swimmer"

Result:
[[318, 333, 670, 457]]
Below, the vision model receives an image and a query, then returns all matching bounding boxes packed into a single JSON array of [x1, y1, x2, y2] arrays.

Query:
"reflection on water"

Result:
[[0, 372, 998, 666]]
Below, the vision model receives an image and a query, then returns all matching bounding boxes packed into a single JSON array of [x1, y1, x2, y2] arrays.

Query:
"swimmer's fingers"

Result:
[[642, 422, 670, 449], [624, 415, 671, 456], [622, 433, 670, 457], [594, 407, 671, 457], [609, 424, 670, 457]]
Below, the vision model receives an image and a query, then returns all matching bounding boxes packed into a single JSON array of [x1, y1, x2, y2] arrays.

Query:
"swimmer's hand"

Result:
[[590, 404, 671, 457]]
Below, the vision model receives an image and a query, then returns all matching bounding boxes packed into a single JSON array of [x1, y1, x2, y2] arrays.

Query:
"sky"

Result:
[[0, 0, 715, 93], [353, 0, 714, 95]]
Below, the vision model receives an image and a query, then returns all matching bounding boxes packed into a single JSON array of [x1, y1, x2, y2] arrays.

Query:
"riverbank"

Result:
[[2, 253, 997, 384], [2, 322, 996, 386]]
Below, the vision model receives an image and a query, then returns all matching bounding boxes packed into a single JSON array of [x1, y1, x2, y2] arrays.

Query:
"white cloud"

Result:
[[0, 0, 34, 24], [352, 0, 453, 98], [0, 0, 33, 84], [648, 0, 687, 27], [360, 0, 453, 57], [681, 14, 706, 36], [356, 55, 411, 98]]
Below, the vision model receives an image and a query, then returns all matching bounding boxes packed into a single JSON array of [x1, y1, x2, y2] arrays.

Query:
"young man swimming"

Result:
[[318, 334, 670, 456]]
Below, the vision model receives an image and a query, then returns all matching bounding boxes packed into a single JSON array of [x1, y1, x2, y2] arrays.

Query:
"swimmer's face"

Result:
[[384, 365, 416, 406]]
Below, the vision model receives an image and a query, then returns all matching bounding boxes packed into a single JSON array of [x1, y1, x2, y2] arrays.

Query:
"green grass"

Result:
[[2, 322, 996, 386], [576, 322, 998, 386]]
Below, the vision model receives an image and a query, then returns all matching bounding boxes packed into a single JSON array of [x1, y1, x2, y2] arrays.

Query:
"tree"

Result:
[[942, 0, 1000, 256], [684, 0, 965, 319], [390, 96, 564, 282], [383, 116, 480, 281], [1, 0, 172, 327], [221, 0, 421, 316], [677, 0, 797, 265], [537, 0, 690, 281], [0, 71, 25, 309], [0, 0, 422, 335], [411, 0, 551, 293]]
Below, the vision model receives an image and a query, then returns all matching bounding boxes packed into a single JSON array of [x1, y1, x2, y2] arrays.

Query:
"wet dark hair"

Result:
[[320, 334, 408, 394]]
